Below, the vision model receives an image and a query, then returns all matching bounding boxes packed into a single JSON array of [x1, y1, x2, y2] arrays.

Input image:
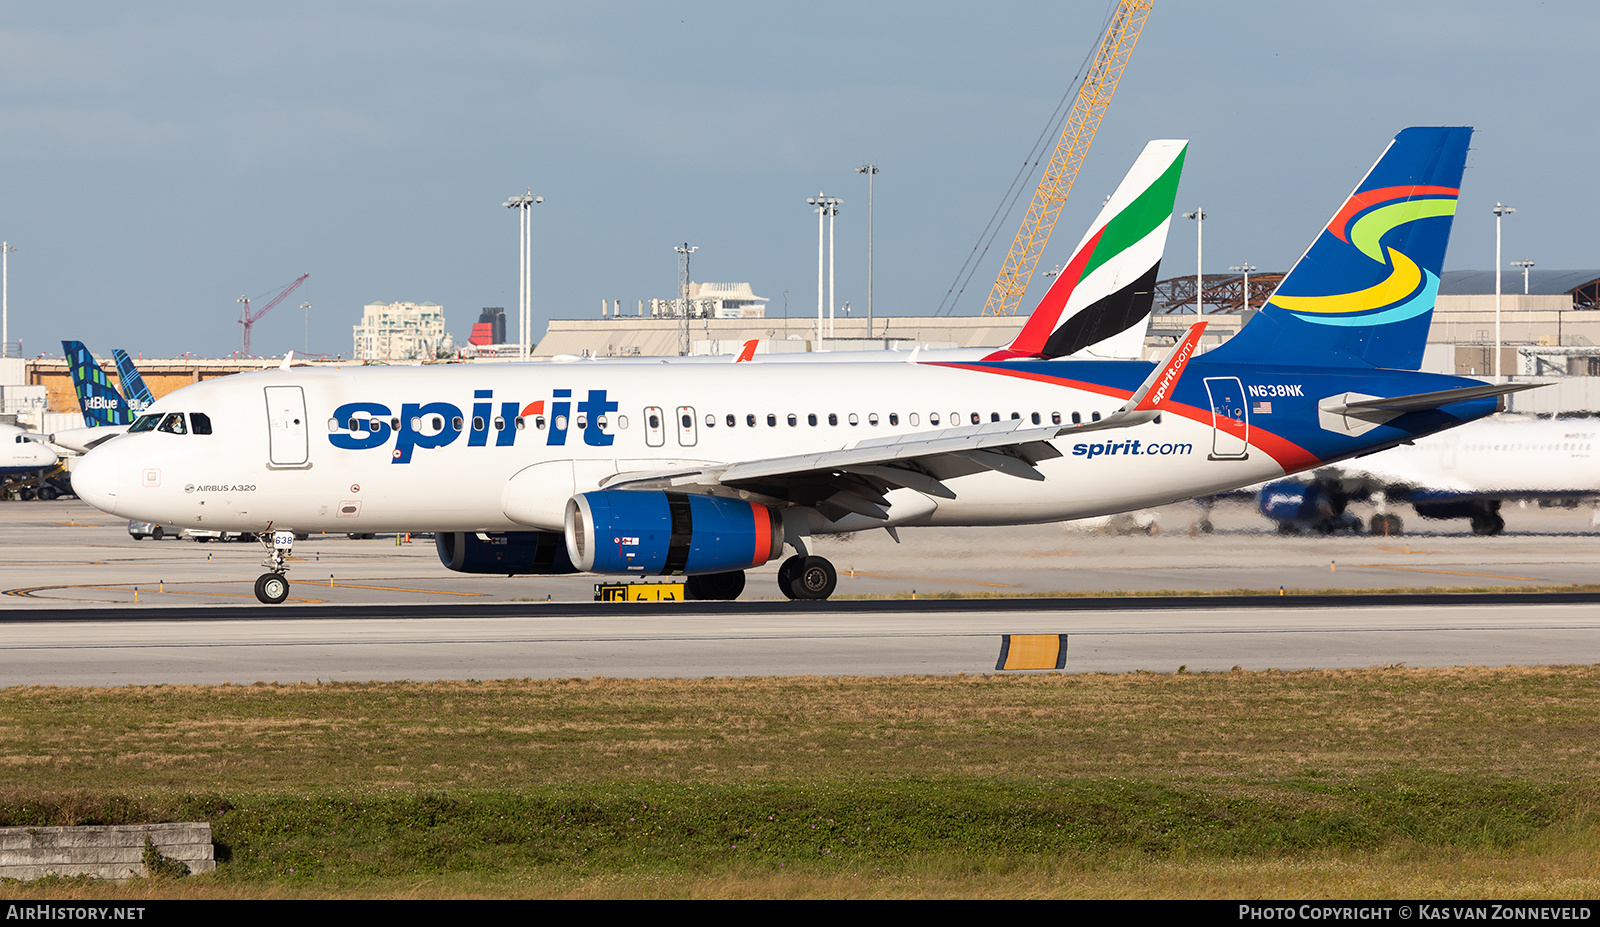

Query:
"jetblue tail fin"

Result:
[[1208, 126, 1471, 370], [62, 341, 134, 427], [988, 139, 1187, 361], [111, 349, 155, 413]]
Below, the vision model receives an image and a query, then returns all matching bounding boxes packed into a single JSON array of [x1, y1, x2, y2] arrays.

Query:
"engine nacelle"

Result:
[[436, 530, 578, 575], [564, 490, 784, 575], [1257, 479, 1322, 524]]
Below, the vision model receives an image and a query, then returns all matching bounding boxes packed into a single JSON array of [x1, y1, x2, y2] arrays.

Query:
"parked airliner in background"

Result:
[[733, 139, 1186, 366], [560, 139, 1187, 368], [112, 348, 156, 413], [51, 341, 138, 454], [74, 127, 1528, 604], [1259, 415, 1594, 535], [1, 424, 60, 498]]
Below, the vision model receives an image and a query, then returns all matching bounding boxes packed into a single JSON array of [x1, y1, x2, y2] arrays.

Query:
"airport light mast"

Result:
[[1, 242, 14, 358], [1230, 261, 1256, 312], [1185, 208, 1206, 314], [1493, 202, 1515, 380], [1512, 259, 1535, 295], [855, 164, 878, 333], [675, 243, 698, 356], [808, 193, 842, 345], [503, 190, 542, 361]]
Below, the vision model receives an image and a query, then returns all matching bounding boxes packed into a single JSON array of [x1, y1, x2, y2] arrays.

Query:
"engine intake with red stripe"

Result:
[[564, 490, 784, 575]]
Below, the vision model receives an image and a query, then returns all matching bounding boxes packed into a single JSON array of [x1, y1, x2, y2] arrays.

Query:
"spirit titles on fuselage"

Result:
[[328, 388, 620, 463]]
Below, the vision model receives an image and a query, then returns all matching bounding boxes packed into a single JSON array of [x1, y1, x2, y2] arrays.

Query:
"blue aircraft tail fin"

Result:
[[1207, 126, 1471, 370], [111, 349, 155, 413], [62, 341, 134, 427]]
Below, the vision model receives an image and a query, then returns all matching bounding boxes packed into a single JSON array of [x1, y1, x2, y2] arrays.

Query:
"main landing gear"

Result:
[[254, 530, 295, 604], [777, 555, 837, 601]]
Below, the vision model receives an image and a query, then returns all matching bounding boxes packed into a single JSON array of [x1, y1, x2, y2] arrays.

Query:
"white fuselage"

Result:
[[71, 360, 1293, 536], [1347, 415, 1600, 496], [0, 424, 58, 475]]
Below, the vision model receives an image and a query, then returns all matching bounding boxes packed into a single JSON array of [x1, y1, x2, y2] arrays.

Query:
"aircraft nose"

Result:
[[72, 442, 121, 515]]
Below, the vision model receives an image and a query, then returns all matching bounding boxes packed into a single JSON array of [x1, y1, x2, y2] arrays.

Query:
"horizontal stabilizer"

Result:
[[1321, 381, 1542, 415]]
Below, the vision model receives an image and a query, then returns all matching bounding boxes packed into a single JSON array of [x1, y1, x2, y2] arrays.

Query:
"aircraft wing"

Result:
[[601, 322, 1207, 521]]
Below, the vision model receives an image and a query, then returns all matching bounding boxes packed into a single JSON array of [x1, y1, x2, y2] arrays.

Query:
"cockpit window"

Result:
[[190, 413, 213, 435], [157, 413, 188, 435], [129, 414, 161, 433]]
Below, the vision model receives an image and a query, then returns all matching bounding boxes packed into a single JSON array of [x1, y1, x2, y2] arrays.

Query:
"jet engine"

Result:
[[1257, 479, 1361, 534], [564, 490, 783, 575], [436, 530, 578, 575]]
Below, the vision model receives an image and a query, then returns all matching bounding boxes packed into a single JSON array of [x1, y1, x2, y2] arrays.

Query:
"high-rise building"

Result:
[[352, 301, 446, 361]]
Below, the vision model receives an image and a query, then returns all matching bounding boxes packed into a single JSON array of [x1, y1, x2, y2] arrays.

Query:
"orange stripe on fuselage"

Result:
[[925, 362, 1321, 473]]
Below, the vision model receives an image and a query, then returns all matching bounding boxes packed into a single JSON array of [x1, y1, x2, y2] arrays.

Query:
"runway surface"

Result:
[[4, 498, 1599, 685], [5, 597, 1600, 686]]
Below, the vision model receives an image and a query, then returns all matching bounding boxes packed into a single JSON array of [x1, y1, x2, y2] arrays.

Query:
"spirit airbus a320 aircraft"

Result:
[[73, 126, 1525, 604]]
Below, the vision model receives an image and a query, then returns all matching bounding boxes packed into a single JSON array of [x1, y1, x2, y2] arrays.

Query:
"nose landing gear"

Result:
[[254, 530, 296, 604]]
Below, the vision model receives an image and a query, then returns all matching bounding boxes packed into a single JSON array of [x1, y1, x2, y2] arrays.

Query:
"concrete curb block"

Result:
[[0, 823, 215, 881]]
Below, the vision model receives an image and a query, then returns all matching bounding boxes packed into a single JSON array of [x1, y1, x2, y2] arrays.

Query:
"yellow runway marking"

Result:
[[838, 569, 1019, 588], [319, 581, 485, 596], [3, 584, 326, 604], [1351, 564, 1542, 582]]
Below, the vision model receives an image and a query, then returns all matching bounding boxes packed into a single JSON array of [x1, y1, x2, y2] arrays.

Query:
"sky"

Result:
[[0, 0, 1594, 360]]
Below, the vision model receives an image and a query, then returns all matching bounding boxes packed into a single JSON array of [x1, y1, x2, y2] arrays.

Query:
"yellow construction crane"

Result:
[[982, 0, 1151, 316]]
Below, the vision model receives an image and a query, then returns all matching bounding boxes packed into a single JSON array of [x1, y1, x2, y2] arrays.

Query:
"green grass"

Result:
[[3, 668, 1599, 897]]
